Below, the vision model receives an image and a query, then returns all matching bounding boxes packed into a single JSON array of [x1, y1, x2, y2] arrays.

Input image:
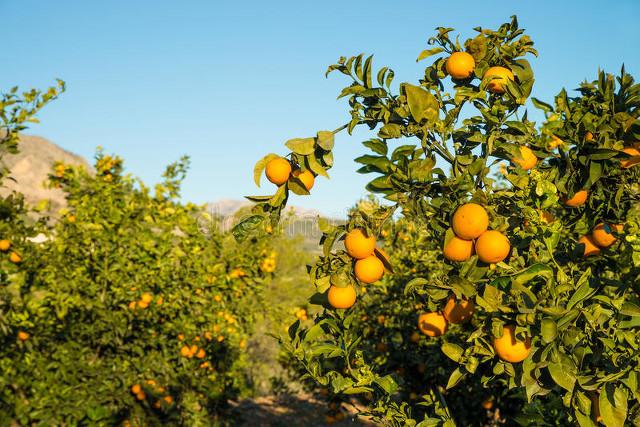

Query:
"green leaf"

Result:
[[599, 385, 628, 427], [253, 153, 279, 187], [441, 342, 464, 363], [285, 137, 316, 155], [232, 215, 264, 241], [416, 47, 445, 62], [403, 83, 439, 124], [316, 131, 334, 151], [541, 318, 557, 343], [547, 353, 576, 392], [374, 375, 398, 395], [446, 367, 466, 389]]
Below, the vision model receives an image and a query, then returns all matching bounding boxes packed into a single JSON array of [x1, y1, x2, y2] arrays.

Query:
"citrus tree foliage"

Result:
[[246, 17, 640, 426], [1, 93, 278, 423]]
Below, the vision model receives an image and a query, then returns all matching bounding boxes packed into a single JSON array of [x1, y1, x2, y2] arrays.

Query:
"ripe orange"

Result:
[[137, 300, 149, 309], [475, 230, 510, 264], [180, 345, 191, 357], [0, 239, 10, 252], [512, 146, 537, 170], [493, 325, 531, 363], [293, 169, 315, 191], [483, 66, 514, 94], [443, 297, 475, 324], [17, 331, 30, 341], [418, 312, 448, 337], [564, 190, 588, 207], [136, 391, 146, 401], [445, 52, 475, 79], [591, 223, 623, 248], [451, 203, 489, 240], [163, 395, 174, 404], [140, 293, 153, 304], [131, 384, 141, 395], [548, 135, 563, 149], [9, 252, 22, 264], [620, 147, 640, 169], [344, 228, 376, 259], [195, 348, 206, 359], [443, 236, 474, 262], [482, 398, 494, 410], [265, 157, 292, 185], [354, 255, 384, 283], [327, 285, 357, 309], [578, 235, 601, 257], [585, 131, 594, 142]]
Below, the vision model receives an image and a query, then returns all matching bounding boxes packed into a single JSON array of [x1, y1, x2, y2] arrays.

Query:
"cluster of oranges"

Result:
[[130, 381, 175, 409], [295, 307, 308, 321], [0, 239, 22, 264], [265, 156, 315, 191], [326, 229, 387, 310], [179, 340, 207, 360], [260, 251, 277, 273], [445, 51, 514, 95], [128, 292, 162, 310], [443, 203, 510, 265], [579, 222, 624, 257]]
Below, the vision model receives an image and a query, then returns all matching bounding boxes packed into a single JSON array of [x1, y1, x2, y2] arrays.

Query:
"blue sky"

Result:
[[2, 0, 639, 216]]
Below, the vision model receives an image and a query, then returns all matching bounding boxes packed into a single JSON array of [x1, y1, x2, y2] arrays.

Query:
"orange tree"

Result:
[[238, 17, 640, 426], [0, 83, 281, 423], [2, 151, 281, 425]]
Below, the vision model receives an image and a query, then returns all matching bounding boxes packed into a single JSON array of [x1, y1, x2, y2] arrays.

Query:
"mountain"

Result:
[[0, 135, 90, 215]]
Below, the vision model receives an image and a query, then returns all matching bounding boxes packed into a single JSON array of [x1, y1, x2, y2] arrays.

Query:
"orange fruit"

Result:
[[140, 293, 153, 304], [585, 131, 594, 142], [591, 223, 623, 248], [548, 135, 563, 149], [327, 285, 357, 309], [564, 190, 588, 207], [354, 255, 384, 283], [578, 235, 600, 257], [418, 312, 448, 337], [482, 398, 494, 410], [512, 146, 537, 170], [493, 325, 531, 363], [539, 210, 555, 224], [0, 239, 10, 252], [128, 301, 136, 310], [9, 252, 22, 264], [452, 203, 489, 240], [265, 157, 292, 185], [163, 396, 174, 404], [483, 66, 514, 94], [131, 384, 142, 395], [17, 331, 30, 341], [136, 391, 146, 401], [445, 52, 475, 79], [620, 147, 640, 169], [180, 345, 191, 357], [344, 228, 376, 259], [475, 230, 510, 264], [195, 348, 206, 359], [137, 300, 149, 309], [293, 169, 315, 191], [443, 236, 475, 262], [443, 297, 475, 324]]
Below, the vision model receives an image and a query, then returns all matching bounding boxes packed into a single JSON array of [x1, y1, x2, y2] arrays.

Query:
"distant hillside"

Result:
[[0, 134, 90, 215]]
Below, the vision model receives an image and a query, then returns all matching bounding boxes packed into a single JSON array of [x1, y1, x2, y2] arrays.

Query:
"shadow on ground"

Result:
[[230, 394, 375, 427]]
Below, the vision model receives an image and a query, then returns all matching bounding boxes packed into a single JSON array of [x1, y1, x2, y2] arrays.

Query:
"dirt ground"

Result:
[[230, 394, 376, 427]]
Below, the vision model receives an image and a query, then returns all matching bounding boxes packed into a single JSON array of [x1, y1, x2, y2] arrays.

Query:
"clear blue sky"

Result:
[[2, 0, 639, 217]]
